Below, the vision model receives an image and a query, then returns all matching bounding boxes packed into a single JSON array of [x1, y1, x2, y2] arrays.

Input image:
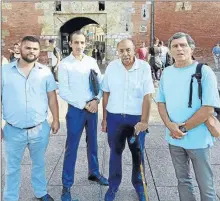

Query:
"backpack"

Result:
[[188, 63, 220, 120]]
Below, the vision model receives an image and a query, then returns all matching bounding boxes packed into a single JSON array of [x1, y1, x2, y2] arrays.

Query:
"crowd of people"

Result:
[[1, 31, 220, 201], [136, 37, 173, 82]]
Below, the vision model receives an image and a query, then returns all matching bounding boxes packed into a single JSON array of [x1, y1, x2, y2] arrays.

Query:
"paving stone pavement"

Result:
[[1, 70, 220, 201]]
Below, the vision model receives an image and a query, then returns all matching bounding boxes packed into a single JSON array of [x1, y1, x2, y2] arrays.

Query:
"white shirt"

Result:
[[101, 58, 155, 115], [58, 53, 102, 109]]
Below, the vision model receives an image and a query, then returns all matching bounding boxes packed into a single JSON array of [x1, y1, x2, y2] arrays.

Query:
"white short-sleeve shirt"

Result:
[[101, 58, 154, 115]]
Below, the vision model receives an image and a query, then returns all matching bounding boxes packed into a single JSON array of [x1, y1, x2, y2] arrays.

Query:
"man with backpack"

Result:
[[156, 32, 220, 201]]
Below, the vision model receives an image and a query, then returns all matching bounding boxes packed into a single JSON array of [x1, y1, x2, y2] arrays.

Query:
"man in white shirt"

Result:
[[101, 39, 155, 201], [58, 31, 108, 201]]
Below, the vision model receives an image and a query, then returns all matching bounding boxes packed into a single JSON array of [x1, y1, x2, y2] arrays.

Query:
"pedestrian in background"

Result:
[[212, 42, 220, 69], [8, 43, 20, 62]]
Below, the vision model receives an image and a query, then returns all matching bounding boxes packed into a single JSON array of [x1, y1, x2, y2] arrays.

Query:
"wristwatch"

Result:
[[179, 125, 187, 133], [92, 97, 100, 104]]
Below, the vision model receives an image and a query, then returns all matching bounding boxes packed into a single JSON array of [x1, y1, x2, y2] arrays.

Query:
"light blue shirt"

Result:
[[2, 61, 57, 129], [156, 62, 220, 149], [101, 58, 155, 115], [58, 53, 102, 109]]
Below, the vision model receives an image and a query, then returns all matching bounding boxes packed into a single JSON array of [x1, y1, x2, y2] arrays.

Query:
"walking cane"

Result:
[[130, 130, 149, 201], [139, 151, 149, 201]]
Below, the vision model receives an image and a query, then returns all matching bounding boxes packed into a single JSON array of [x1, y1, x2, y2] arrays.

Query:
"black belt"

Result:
[[7, 122, 39, 130]]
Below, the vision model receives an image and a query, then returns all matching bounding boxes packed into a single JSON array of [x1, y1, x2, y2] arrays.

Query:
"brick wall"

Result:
[[131, 1, 151, 48], [2, 1, 220, 66], [154, 1, 220, 65], [2, 2, 44, 60]]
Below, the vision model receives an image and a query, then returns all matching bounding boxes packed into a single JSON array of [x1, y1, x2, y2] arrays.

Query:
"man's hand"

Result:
[[101, 119, 107, 132], [51, 120, 60, 134], [85, 100, 98, 113], [167, 122, 186, 139], [134, 122, 148, 135]]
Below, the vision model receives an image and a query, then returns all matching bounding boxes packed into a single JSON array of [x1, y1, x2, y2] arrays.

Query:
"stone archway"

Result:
[[54, 14, 107, 58], [59, 17, 100, 57]]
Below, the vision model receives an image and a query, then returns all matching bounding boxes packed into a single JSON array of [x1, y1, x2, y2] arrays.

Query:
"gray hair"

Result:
[[168, 32, 196, 50]]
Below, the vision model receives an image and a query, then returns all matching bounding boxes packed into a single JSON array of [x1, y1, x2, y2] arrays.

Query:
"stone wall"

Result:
[[2, 1, 151, 64]]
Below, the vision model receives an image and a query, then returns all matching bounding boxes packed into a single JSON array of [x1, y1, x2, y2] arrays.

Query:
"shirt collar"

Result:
[[69, 52, 86, 61], [120, 57, 140, 71], [10, 59, 41, 69]]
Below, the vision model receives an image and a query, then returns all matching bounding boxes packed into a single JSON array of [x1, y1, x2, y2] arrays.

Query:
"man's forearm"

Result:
[[157, 102, 172, 127], [48, 91, 59, 121], [141, 94, 152, 124], [102, 92, 110, 120], [185, 106, 214, 130]]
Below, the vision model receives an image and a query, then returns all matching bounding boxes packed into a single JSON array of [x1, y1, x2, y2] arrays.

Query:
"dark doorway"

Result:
[[60, 17, 99, 57]]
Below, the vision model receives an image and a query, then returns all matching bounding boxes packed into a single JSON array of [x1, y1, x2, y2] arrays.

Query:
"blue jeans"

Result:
[[62, 105, 99, 188], [169, 144, 217, 201], [106, 112, 146, 192], [3, 120, 50, 201]]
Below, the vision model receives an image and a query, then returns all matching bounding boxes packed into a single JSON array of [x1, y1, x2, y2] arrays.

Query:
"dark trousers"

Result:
[[106, 112, 146, 193], [62, 105, 99, 188]]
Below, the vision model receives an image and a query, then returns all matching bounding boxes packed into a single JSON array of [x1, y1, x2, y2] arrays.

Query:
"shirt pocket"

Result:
[[129, 81, 143, 99]]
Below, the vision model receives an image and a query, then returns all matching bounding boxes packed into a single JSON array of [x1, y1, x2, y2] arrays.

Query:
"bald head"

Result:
[[117, 39, 135, 49], [117, 39, 135, 68]]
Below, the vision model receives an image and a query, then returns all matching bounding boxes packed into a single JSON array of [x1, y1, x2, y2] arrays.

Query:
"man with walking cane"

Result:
[[101, 39, 154, 201]]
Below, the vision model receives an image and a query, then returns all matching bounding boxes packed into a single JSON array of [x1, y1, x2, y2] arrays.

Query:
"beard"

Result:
[[21, 53, 39, 63]]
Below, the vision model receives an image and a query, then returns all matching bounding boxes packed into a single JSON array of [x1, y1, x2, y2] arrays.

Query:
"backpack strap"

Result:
[[188, 63, 203, 108]]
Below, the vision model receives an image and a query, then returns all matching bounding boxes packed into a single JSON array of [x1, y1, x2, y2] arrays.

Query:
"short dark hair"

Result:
[[69, 30, 86, 42], [14, 43, 19, 46], [21, 36, 40, 45]]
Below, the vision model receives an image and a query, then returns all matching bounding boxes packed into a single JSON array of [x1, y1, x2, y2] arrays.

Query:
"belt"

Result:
[[7, 122, 39, 130]]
